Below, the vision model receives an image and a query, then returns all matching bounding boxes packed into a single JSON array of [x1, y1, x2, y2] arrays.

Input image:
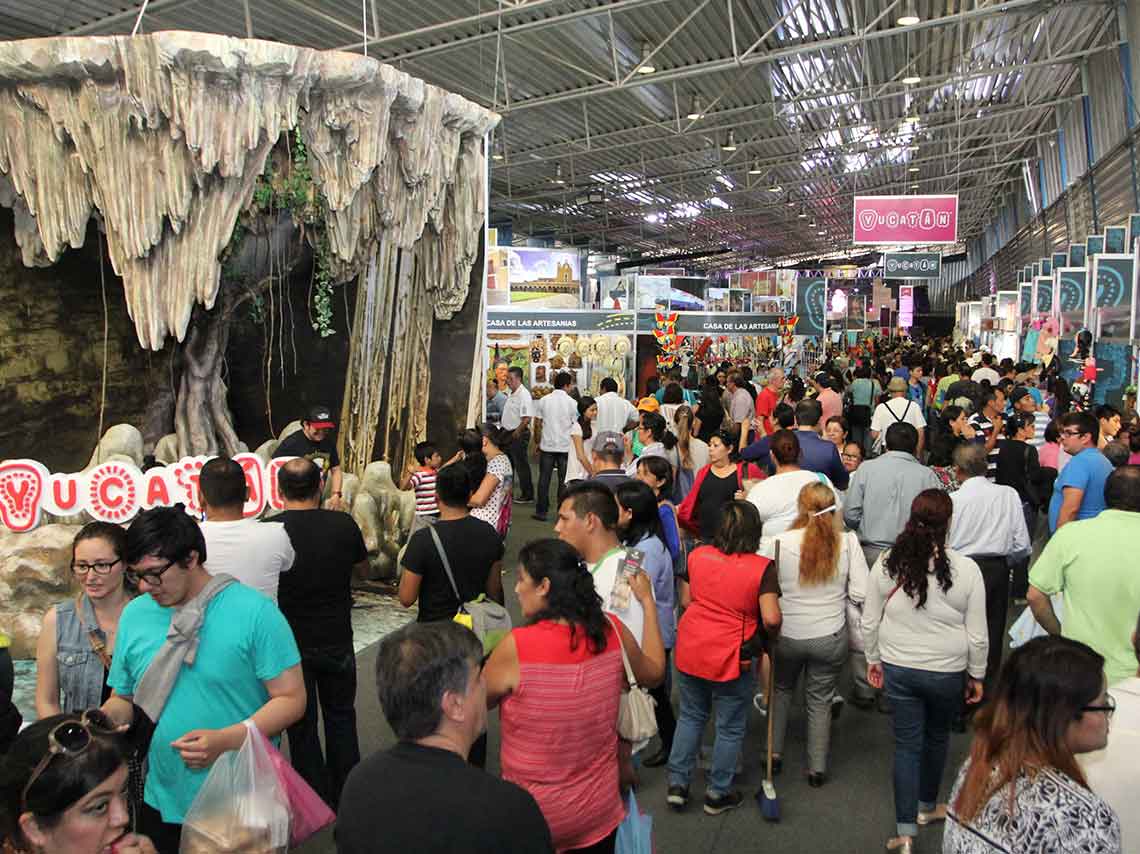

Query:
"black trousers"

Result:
[[286, 642, 361, 810], [971, 556, 1011, 693], [509, 430, 534, 500], [138, 800, 182, 854], [0, 647, 19, 755], [536, 450, 569, 516], [648, 649, 677, 753], [566, 826, 618, 854]]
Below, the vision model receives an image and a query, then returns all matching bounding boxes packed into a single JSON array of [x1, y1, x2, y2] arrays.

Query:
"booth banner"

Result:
[[1105, 227, 1127, 254], [1058, 269, 1086, 313], [1052, 252, 1068, 271], [794, 278, 826, 335], [1034, 276, 1054, 315], [852, 194, 958, 244], [899, 286, 914, 328], [883, 252, 942, 279], [0, 455, 297, 533], [1019, 283, 1033, 317], [1091, 255, 1135, 342], [636, 312, 781, 334], [486, 309, 634, 332]]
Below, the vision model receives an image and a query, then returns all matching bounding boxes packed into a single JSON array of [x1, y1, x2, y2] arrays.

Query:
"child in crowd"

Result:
[[401, 441, 443, 534]]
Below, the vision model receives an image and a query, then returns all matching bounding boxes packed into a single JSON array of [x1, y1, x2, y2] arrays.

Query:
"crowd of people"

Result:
[[2, 336, 1139, 854]]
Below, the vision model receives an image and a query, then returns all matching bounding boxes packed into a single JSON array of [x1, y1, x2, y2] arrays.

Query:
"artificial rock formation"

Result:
[[0, 523, 80, 658], [0, 32, 498, 352], [0, 32, 495, 559]]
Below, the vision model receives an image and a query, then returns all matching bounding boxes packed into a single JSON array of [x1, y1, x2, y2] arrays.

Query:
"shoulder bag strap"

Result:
[[428, 525, 463, 605], [606, 613, 638, 688]]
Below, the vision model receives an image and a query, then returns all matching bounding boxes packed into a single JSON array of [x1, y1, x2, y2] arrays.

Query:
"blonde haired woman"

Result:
[[761, 482, 869, 786]]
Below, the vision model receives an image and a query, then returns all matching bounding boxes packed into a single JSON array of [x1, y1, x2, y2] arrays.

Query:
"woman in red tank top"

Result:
[[484, 539, 665, 854]]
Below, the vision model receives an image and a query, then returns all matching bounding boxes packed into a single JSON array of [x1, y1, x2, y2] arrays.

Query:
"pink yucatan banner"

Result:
[[852, 195, 958, 245]]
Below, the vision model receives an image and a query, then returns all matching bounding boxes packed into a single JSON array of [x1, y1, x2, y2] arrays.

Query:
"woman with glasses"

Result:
[[944, 636, 1121, 853], [35, 523, 134, 718], [0, 710, 156, 853]]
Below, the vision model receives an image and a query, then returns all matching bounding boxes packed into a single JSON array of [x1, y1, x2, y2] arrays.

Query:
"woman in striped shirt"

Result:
[[484, 539, 665, 853]]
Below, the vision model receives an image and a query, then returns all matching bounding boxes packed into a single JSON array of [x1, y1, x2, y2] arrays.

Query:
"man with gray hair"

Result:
[[947, 442, 1030, 692], [336, 622, 552, 853]]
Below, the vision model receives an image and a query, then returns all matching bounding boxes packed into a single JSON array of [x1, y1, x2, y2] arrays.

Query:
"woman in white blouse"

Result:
[[762, 481, 869, 787], [565, 396, 597, 484], [861, 489, 988, 854]]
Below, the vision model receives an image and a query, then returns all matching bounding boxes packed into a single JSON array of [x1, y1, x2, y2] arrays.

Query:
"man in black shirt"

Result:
[[336, 622, 553, 854], [398, 464, 505, 623], [273, 404, 346, 510], [274, 459, 368, 809]]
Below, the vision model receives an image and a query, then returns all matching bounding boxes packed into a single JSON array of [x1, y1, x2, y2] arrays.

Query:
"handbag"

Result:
[[740, 540, 778, 663], [607, 615, 658, 742], [428, 525, 513, 654]]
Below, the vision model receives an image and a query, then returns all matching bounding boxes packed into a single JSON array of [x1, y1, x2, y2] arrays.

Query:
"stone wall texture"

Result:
[[0, 208, 171, 472]]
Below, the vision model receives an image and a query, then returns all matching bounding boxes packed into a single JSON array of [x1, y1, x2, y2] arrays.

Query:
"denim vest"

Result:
[[55, 597, 108, 713]]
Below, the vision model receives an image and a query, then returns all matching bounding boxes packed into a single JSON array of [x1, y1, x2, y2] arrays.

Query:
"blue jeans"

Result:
[[667, 669, 754, 796], [883, 663, 963, 837]]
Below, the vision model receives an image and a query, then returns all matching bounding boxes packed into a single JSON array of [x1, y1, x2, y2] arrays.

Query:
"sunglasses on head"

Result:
[[21, 710, 118, 811]]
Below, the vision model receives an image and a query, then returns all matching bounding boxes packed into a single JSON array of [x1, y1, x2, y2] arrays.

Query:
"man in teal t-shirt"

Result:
[[104, 507, 304, 851]]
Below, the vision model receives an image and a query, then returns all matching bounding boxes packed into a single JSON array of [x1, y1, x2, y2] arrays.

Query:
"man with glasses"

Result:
[[1047, 411, 1114, 533], [101, 506, 305, 853]]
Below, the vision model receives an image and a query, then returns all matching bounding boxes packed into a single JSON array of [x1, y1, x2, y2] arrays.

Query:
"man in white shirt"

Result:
[[970, 352, 1001, 387], [198, 456, 295, 601], [1080, 613, 1140, 850], [947, 443, 1030, 692], [725, 370, 755, 454], [500, 366, 535, 503], [555, 481, 648, 644], [533, 371, 580, 522], [594, 376, 639, 435], [870, 377, 927, 458]]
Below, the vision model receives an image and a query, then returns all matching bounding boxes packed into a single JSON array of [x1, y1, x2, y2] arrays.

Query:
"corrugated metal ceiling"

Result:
[[0, 0, 1122, 266]]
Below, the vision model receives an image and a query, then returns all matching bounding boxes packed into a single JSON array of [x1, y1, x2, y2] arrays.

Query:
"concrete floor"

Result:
[[298, 488, 977, 854]]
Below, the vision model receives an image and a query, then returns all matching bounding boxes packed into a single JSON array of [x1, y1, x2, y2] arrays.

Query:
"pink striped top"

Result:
[[500, 620, 626, 852]]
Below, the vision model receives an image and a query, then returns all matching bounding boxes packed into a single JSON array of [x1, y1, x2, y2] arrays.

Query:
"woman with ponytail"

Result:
[[861, 490, 988, 853], [484, 538, 664, 853], [666, 405, 708, 502], [944, 636, 1119, 853], [763, 482, 870, 787]]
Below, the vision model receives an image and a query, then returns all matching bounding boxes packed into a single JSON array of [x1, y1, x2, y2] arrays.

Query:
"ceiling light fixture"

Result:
[[908, 166, 920, 172], [902, 71, 921, 85], [722, 131, 737, 151], [897, 1, 920, 26], [749, 160, 764, 175], [491, 137, 504, 161], [797, 207, 808, 219], [553, 164, 565, 184], [637, 41, 656, 74], [686, 95, 704, 120], [768, 182, 782, 193]]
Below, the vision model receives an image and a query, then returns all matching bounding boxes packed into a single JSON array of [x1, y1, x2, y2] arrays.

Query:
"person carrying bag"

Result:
[[428, 526, 512, 653]]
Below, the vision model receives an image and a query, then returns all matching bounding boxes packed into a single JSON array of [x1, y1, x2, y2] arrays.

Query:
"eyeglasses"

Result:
[[1082, 694, 1116, 719], [21, 710, 117, 810], [841, 453, 861, 461], [71, 559, 121, 576], [125, 558, 177, 587], [1060, 429, 1086, 438]]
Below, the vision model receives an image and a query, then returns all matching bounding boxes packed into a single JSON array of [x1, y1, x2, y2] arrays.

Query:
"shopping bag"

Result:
[[264, 738, 336, 847], [615, 789, 654, 854], [1008, 595, 1064, 649], [180, 720, 290, 853]]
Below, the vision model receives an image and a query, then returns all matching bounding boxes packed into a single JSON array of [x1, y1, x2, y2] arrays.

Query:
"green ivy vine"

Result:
[[229, 127, 337, 336]]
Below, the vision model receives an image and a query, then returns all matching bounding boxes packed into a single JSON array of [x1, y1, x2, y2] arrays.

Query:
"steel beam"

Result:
[[65, 0, 203, 34]]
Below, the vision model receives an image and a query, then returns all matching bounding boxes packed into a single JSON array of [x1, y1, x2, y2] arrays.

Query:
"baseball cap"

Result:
[[637, 397, 660, 412], [304, 405, 336, 429], [887, 376, 907, 393], [1009, 387, 1032, 405], [594, 431, 624, 456]]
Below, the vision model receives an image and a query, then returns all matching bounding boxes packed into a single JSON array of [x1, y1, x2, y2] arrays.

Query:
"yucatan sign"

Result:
[[852, 195, 958, 245], [883, 252, 941, 279], [0, 455, 297, 533]]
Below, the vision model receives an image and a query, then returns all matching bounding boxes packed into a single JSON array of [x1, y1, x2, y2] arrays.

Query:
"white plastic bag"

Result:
[[179, 720, 290, 854], [1008, 595, 1063, 649]]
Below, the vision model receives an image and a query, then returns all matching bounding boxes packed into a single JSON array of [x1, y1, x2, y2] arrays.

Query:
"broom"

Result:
[[757, 646, 780, 821], [756, 541, 781, 821]]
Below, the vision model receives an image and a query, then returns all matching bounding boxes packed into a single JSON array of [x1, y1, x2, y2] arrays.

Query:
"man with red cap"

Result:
[[273, 404, 346, 510]]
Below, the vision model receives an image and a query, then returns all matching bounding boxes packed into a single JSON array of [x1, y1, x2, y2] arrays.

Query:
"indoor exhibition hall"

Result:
[[0, 1, 1138, 853]]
